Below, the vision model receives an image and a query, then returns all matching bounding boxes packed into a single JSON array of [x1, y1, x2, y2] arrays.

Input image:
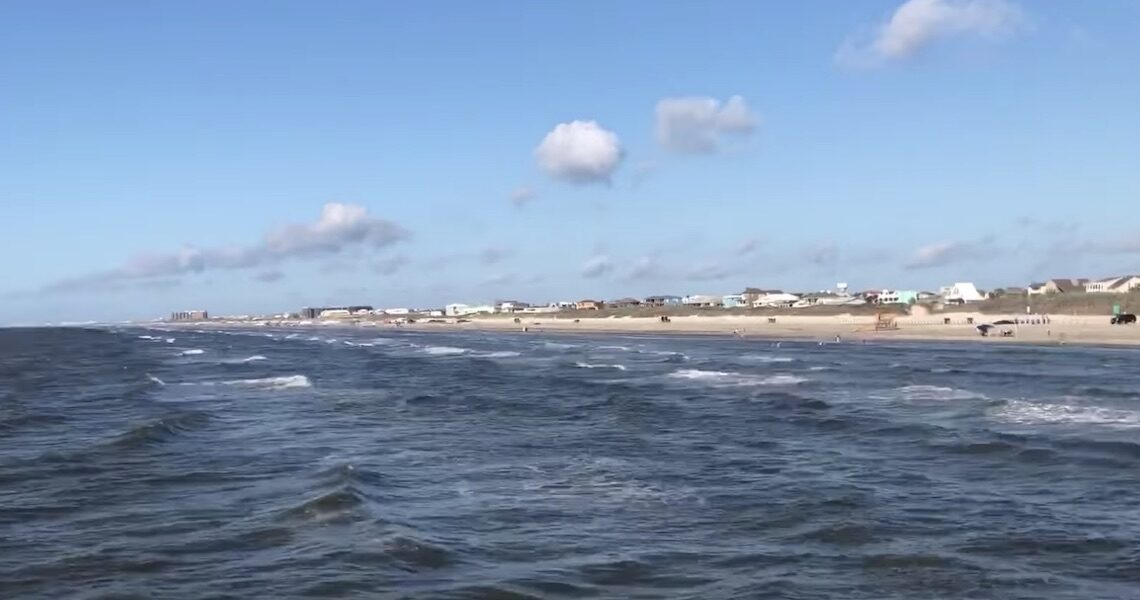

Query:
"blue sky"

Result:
[[3, 0, 1140, 323]]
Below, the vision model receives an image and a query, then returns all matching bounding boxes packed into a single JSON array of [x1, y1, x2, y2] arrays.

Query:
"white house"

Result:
[[318, 309, 351, 318], [445, 303, 494, 317], [1086, 276, 1140, 293], [752, 292, 800, 308], [941, 282, 985, 303], [682, 294, 723, 308]]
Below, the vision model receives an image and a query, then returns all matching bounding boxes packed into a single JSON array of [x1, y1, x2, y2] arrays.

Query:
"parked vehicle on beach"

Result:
[[1111, 313, 1136, 325]]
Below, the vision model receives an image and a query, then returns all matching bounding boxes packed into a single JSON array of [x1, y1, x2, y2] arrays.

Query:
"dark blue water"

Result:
[[2, 326, 1140, 599]]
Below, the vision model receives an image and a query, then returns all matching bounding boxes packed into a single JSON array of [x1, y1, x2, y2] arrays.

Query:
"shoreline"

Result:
[[155, 313, 1140, 349]]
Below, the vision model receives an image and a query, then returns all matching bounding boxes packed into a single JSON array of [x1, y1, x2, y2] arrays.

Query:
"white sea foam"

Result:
[[596, 345, 632, 352], [241, 355, 268, 363], [808, 366, 834, 372], [138, 335, 162, 341], [223, 375, 312, 389], [165, 338, 176, 343], [180, 349, 205, 356], [421, 346, 468, 356], [897, 385, 985, 401], [146, 373, 166, 386], [543, 342, 577, 350], [482, 351, 521, 358], [741, 354, 794, 363], [992, 399, 1140, 428], [667, 369, 806, 387], [575, 362, 627, 371]]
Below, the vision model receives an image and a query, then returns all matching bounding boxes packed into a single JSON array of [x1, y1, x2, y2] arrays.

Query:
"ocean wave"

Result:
[[596, 345, 632, 352], [991, 399, 1140, 428], [216, 355, 269, 364], [543, 342, 577, 350], [223, 375, 312, 389], [808, 366, 834, 371], [146, 373, 166, 386], [667, 369, 807, 387], [481, 351, 522, 358], [741, 354, 795, 363], [420, 346, 469, 356], [109, 411, 212, 449], [574, 362, 627, 371], [898, 385, 986, 401], [180, 349, 205, 356]]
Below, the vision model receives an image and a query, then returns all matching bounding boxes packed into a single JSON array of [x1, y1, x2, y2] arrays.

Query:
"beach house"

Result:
[[682, 295, 723, 308], [1027, 278, 1083, 295], [1084, 276, 1140, 293], [644, 295, 683, 307], [875, 290, 918, 305], [607, 298, 642, 309], [941, 282, 985, 304], [722, 294, 747, 308], [576, 299, 604, 310], [751, 292, 799, 308]]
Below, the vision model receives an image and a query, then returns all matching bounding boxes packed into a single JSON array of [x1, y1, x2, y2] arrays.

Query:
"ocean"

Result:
[[2, 326, 1139, 599]]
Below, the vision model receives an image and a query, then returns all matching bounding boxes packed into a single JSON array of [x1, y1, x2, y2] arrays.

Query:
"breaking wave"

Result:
[[667, 369, 807, 387], [575, 362, 627, 371], [991, 399, 1140, 428], [897, 385, 986, 401], [180, 349, 205, 356], [420, 346, 469, 356], [223, 375, 312, 389]]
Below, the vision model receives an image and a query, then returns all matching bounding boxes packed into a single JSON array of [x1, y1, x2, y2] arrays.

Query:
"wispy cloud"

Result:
[[478, 246, 514, 265], [371, 254, 409, 275], [685, 263, 736, 282], [904, 236, 997, 269], [736, 238, 761, 255], [626, 256, 664, 281], [253, 270, 284, 283], [43, 203, 410, 292], [510, 186, 537, 208], [836, 0, 1024, 68], [655, 95, 759, 154], [580, 255, 614, 278], [535, 120, 623, 184]]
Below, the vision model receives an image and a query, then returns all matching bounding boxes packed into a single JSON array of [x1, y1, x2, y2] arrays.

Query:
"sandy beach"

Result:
[[400, 312, 1140, 347]]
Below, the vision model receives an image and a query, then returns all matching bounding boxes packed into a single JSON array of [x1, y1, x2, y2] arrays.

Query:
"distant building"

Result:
[[941, 282, 985, 303], [607, 298, 642, 309], [495, 300, 531, 313], [741, 288, 784, 306], [445, 303, 495, 316], [1027, 279, 1084, 296], [751, 292, 799, 308], [682, 295, 723, 308], [170, 310, 208, 322], [1085, 276, 1140, 293], [876, 290, 918, 305], [576, 299, 604, 311], [644, 295, 682, 307], [300, 306, 373, 319], [722, 294, 747, 308]]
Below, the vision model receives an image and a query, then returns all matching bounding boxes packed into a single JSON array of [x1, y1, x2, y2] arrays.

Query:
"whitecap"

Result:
[[180, 349, 205, 356], [543, 342, 577, 350], [898, 385, 985, 401], [146, 373, 166, 386], [575, 362, 627, 371], [667, 369, 806, 387], [482, 351, 521, 358], [165, 338, 176, 344], [808, 366, 833, 372], [991, 399, 1140, 428], [223, 375, 312, 389], [421, 346, 469, 356], [240, 355, 268, 363], [138, 335, 162, 341], [741, 354, 794, 363], [596, 345, 632, 352]]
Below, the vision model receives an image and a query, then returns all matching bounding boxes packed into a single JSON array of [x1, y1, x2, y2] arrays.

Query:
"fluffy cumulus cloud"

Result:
[[655, 96, 759, 153], [535, 120, 623, 184], [626, 256, 663, 281], [837, 0, 1023, 67], [45, 203, 410, 292], [509, 186, 537, 208], [579, 255, 614, 279]]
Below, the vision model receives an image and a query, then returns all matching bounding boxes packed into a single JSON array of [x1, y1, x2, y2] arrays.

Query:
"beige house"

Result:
[[1085, 276, 1140, 293], [576, 299, 604, 310], [1027, 279, 1084, 295]]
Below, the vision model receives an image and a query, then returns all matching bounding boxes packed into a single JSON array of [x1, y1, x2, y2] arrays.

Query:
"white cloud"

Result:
[[580, 255, 614, 279], [837, 0, 1023, 67], [510, 186, 537, 208], [655, 95, 759, 154], [535, 120, 623, 184], [737, 239, 761, 255], [685, 263, 736, 281], [44, 203, 410, 292]]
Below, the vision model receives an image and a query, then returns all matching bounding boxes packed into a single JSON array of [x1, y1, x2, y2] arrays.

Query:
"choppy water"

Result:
[[3, 326, 1140, 599]]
